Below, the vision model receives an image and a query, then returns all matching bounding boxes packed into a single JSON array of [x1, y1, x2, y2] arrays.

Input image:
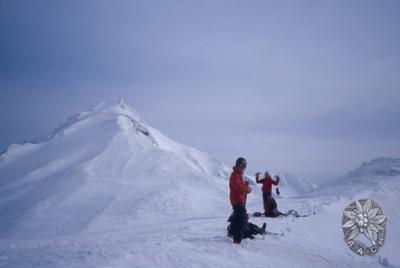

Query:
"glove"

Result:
[[276, 188, 280, 195]]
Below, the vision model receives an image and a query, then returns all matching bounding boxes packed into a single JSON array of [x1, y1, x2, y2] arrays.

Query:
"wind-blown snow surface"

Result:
[[0, 100, 398, 268]]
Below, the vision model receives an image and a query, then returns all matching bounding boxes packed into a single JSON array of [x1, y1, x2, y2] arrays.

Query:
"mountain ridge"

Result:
[[0, 99, 229, 239]]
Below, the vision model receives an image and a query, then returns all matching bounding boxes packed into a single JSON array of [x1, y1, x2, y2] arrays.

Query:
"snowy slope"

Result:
[[0, 99, 229, 239], [304, 157, 400, 267], [311, 157, 400, 199], [0, 101, 398, 268]]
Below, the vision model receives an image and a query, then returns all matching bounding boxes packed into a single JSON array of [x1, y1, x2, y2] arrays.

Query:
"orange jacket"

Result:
[[229, 167, 249, 206]]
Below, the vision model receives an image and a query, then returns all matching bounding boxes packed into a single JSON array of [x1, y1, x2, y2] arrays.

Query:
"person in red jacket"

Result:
[[256, 171, 281, 217], [227, 157, 266, 243], [228, 157, 250, 243], [229, 157, 250, 206]]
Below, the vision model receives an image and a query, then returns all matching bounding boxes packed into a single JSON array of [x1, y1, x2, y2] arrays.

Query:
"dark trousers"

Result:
[[230, 204, 246, 243], [263, 192, 279, 217]]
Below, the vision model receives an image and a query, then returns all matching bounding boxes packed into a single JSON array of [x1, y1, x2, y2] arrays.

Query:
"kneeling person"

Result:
[[256, 171, 282, 217]]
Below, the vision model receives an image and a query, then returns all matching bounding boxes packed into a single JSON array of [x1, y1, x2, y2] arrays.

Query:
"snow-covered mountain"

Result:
[[347, 157, 400, 178], [0, 99, 229, 239], [0, 101, 398, 268], [310, 157, 400, 199]]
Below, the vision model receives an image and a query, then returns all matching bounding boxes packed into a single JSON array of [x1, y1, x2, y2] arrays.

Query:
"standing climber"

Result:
[[227, 157, 266, 243], [256, 171, 281, 217], [228, 157, 250, 243]]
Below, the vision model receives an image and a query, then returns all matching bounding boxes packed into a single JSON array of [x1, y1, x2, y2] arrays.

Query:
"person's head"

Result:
[[235, 157, 247, 170]]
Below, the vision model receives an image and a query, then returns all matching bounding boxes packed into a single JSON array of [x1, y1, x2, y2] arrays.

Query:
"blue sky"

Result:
[[1, 0, 399, 182]]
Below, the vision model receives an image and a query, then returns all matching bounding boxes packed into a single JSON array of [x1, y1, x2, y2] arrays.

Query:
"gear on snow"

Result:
[[227, 212, 267, 240]]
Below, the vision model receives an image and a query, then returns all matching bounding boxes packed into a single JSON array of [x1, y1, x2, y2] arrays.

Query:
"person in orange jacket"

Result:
[[229, 157, 251, 206], [227, 157, 266, 243], [256, 171, 281, 217], [228, 157, 250, 243]]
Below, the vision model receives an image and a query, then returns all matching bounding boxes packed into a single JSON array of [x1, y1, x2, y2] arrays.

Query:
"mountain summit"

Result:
[[0, 99, 228, 239], [346, 157, 400, 178]]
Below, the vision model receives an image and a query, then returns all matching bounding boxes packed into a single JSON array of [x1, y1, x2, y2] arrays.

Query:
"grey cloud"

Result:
[[1, 0, 399, 182]]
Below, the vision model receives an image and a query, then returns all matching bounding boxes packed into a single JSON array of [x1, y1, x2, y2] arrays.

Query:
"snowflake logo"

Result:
[[342, 199, 387, 256]]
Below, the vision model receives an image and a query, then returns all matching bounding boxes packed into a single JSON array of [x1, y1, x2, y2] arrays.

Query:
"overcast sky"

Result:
[[1, 0, 399, 183]]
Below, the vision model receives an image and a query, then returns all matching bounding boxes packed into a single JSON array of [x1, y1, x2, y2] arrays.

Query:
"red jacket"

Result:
[[256, 175, 279, 193], [229, 167, 249, 205]]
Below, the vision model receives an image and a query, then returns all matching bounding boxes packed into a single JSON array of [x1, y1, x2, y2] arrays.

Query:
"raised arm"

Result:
[[271, 175, 280, 185]]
